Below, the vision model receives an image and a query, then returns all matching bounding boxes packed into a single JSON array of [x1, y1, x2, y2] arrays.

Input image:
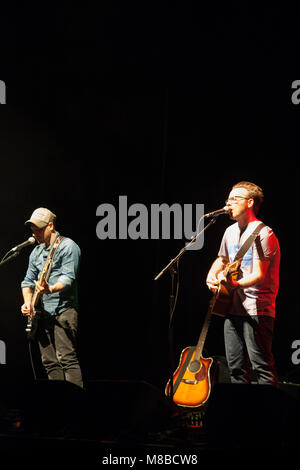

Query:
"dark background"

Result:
[[0, 2, 299, 390]]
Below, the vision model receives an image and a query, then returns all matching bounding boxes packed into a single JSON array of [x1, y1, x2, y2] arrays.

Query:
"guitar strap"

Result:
[[233, 222, 265, 262], [35, 234, 64, 307], [44, 234, 64, 282], [172, 347, 195, 395]]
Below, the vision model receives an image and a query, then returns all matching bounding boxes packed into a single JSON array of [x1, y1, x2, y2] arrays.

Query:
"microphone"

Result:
[[204, 206, 229, 218], [11, 237, 36, 252]]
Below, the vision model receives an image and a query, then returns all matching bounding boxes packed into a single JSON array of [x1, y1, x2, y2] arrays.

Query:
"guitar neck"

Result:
[[31, 260, 51, 310], [190, 260, 241, 361], [194, 307, 213, 360], [31, 288, 40, 309]]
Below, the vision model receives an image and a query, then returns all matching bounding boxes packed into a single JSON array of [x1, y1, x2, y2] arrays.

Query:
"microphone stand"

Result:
[[154, 216, 217, 403], [0, 240, 35, 266], [0, 246, 38, 380], [0, 250, 20, 266]]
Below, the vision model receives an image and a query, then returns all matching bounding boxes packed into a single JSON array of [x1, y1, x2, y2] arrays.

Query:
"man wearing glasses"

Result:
[[21, 208, 83, 389], [206, 182, 280, 386]]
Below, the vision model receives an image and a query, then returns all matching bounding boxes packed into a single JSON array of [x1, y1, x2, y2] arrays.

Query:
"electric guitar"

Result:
[[25, 257, 52, 339], [165, 259, 241, 407], [25, 235, 64, 340]]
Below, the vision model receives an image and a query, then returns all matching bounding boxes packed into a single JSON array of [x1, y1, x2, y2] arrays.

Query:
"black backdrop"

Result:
[[0, 2, 299, 390]]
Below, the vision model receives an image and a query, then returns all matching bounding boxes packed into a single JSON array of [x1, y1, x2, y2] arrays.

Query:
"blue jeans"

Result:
[[37, 308, 83, 388], [224, 315, 277, 386]]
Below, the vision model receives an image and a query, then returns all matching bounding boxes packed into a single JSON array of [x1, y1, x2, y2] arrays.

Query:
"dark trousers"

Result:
[[37, 308, 83, 388], [224, 315, 277, 386]]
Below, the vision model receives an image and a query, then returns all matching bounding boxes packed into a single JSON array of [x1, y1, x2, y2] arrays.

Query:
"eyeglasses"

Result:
[[225, 196, 251, 205]]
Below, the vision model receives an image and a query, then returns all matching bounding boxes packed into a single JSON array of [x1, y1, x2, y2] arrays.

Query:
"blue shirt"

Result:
[[21, 233, 81, 315]]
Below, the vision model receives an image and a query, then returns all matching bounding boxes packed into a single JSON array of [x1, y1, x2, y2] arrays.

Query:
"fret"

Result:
[[194, 309, 213, 360]]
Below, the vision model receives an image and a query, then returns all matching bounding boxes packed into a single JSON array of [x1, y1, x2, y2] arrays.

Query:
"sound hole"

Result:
[[189, 360, 201, 373]]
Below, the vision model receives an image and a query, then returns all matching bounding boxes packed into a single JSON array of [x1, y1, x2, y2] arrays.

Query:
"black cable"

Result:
[[28, 340, 37, 380]]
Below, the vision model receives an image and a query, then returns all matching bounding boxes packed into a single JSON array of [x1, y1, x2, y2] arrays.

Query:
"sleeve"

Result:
[[21, 249, 39, 290], [56, 241, 81, 289], [253, 227, 279, 261]]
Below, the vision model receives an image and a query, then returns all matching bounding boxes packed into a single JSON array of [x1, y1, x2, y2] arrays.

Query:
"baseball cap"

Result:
[[25, 208, 56, 229]]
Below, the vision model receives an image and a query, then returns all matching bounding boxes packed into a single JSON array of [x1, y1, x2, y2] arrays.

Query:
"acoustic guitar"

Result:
[[211, 259, 241, 316], [165, 259, 241, 407]]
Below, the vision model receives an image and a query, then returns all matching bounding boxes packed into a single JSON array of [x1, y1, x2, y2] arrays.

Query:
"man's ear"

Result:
[[248, 198, 254, 210]]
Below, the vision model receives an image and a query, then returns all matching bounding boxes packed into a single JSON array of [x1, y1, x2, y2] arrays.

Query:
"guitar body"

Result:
[[211, 259, 241, 317], [26, 310, 40, 341], [25, 262, 49, 340], [165, 346, 213, 407]]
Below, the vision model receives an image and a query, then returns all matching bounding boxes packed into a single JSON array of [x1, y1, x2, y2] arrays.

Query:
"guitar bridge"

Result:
[[182, 379, 199, 385]]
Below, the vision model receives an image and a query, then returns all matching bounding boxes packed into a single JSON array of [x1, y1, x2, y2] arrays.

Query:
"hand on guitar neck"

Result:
[[33, 279, 53, 296]]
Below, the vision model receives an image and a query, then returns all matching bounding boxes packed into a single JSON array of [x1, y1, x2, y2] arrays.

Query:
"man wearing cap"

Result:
[[21, 208, 83, 388]]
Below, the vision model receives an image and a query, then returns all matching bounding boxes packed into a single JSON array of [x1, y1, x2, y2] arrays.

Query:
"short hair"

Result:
[[50, 214, 56, 227], [231, 181, 264, 215]]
